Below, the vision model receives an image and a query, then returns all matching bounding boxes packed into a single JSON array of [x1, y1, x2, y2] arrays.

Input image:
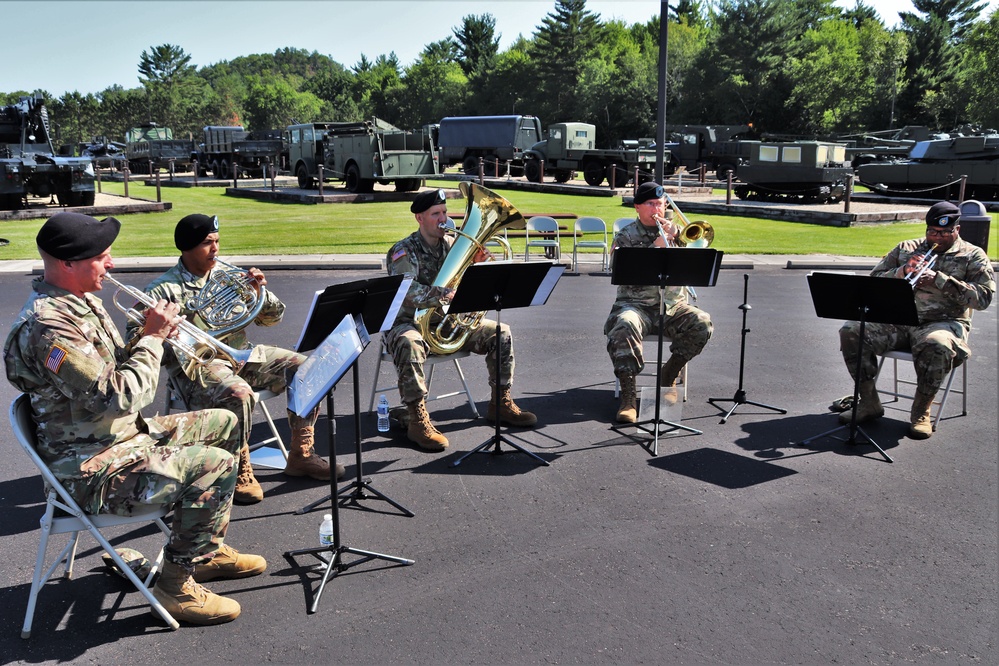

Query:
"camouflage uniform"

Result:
[[839, 237, 995, 392], [4, 278, 240, 567], [604, 219, 713, 377], [134, 259, 319, 444], [385, 230, 514, 405]]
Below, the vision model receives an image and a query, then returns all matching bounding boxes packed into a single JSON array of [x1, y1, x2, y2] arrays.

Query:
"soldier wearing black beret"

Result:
[[384, 185, 538, 452], [837, 200, 995, 439]]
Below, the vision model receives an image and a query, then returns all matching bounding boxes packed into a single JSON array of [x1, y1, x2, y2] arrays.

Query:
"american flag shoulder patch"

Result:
[[391, 248, 407, 262], [45, 345, 68, 374]]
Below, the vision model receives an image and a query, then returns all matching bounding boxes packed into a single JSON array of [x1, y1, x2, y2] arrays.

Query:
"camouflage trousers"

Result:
[[604, 302, 713, 377], [385, 319, 514, 405], [838, 319, 971, 394], [76, 409, 240, 567], [175, 343, 319, 447]]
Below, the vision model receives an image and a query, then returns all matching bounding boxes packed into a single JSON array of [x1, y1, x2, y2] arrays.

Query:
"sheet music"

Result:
[[287, 314, 368, 417]]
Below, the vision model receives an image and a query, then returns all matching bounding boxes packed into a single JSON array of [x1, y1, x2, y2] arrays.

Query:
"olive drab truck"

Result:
[[193, 126, 285, 179], [665, 124, 754, 180], [521, 122, 659, 186], [125, 122, 196, 174], [436, 115, 543, 176], [286, 118, 438, 193], [0, 95, 95, 210]]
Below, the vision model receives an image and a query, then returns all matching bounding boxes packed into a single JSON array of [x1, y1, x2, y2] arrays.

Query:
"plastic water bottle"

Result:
[[319, 513, 334, 547], [376, 394, 390, 433]]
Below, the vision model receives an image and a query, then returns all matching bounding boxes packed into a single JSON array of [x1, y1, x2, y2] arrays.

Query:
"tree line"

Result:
[[3, 0, 996, 153]]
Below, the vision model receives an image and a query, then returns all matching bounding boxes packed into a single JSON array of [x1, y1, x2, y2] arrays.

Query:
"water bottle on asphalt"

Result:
[[319, 513, 334, 547], [377, 394, 390, 432]]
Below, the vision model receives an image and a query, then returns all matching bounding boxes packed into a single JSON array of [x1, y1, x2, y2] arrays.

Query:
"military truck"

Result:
[[0, 95, 95, 210], [665, 124, 754, 179], [287, 118, 437, 193], [125, 122, 195, 174], [192, 126, 285, 178], [734, 141, 854, 203], [857, 132, 999, 201], [437, 115, 543, 176], [521, 122, 659, 186]]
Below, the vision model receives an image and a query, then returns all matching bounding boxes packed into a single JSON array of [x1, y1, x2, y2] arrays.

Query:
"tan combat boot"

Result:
[[616, 374, 638, 424], [152, 560, 241, 625], [406, 400, 449, 451], [487, 386, 538, 427], [284, 425, 344, 481], [192, 544, 267, 583], [839, 380, 885, 425], [234, 443, 263, 505], [908, 390, 936, 439], [660, 355, 688, 406]]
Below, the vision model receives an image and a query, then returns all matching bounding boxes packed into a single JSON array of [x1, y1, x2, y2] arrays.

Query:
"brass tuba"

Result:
[[414, 182, 526, 355], [664, 193, 714, 248]]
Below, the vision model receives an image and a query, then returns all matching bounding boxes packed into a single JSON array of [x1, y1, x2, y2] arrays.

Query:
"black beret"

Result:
[[634, 181, 665, 205], [175, 214, 219, 251], [410, 188, 447, 214], [925, 202, 960, 227], [36, 212, 120, 261]]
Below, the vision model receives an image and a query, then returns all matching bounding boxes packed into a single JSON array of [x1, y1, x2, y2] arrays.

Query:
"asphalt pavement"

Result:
[[0, 258, 995, 665]]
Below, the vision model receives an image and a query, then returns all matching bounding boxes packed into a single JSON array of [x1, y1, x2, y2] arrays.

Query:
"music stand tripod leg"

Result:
[[451, 312, 549, 467], [708, 274, 786, 424]]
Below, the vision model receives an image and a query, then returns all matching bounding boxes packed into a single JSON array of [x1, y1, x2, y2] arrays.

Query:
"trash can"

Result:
[[958, 200, 990, 252]]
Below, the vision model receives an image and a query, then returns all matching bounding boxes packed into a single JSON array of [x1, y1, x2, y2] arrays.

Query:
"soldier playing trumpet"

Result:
[[604, 181, 714, 424], [837, 201, 994, 439], [131, 214, 341, 505]]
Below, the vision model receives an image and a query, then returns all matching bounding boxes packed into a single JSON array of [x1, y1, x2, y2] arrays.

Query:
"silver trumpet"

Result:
[[105, 274, 253, 373], [905, 244, 938, 286]]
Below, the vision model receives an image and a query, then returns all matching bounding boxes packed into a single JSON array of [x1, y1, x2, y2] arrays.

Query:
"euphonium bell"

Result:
[[414, 182, 526, 356], [664, 192, 714, 248]]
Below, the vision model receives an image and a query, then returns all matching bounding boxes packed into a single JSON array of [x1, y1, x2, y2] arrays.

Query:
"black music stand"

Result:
[[609, 247, 723, 456], [285, 313, 414, 614], [708, 273, 787, 423], [797, 272, 919, 463], [448, 260, 565, 467], [294, 274, 414, 517]]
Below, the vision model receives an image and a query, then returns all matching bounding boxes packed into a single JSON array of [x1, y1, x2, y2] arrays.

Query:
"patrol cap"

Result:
[[925, 201, 960, 227], [175, 213, 219, 251], [36, 212, 120, 261], [634, 181, 665, 205], [410, 188, 447, 214]]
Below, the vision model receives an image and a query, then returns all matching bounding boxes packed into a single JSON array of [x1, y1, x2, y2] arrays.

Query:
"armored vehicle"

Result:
[[0, 95, 95, 210], [79, 136, 126, 170], [437, 115, 543, 176], [734, 141, 853, 203], [193, 126, 285, 178], [522, 122, 659, 186], [125, 122, 195, 174], [286, 118, 437, 193], [665, 124, 754, 179], [857, 133, 999, 201]]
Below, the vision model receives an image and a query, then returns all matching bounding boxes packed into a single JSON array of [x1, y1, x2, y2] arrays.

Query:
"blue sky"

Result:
[[3, 0, 994, 98]]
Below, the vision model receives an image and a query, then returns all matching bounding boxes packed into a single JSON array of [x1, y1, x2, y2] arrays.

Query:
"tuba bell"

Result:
[[414, 182, 526, 356]]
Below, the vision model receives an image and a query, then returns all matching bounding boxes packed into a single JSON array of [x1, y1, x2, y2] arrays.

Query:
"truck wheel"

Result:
[[218, 160, 230, 180], [345, 164, 362, 192], [611, 165, 630, 188], [554, 170, 573, 183], [485, 155, 507, 177], [1, 194, 23, 210], [462, 156, 480, 175], [297, 165, 313, 189], [583, 160, 605, 187], [524, 159, 542, 183], [716, 163, 736, 181], [79, 191, 95, 206], [395, 178, 420, 192]]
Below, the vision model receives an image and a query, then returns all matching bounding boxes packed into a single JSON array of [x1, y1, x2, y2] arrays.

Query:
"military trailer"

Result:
[[287, 118, 438, 193], [193, 126, 285, 178], [734, 141, 854, 203], [522, 122, 659, 186], [857, 133, 999, 201], [125, 122, 195, 174], [437, 115, 543, 176], [665, 124, 754, 179], [0, 95, 95, 210]]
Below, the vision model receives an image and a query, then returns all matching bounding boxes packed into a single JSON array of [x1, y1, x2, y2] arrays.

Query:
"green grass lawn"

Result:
[[2, 179, 996, 260]]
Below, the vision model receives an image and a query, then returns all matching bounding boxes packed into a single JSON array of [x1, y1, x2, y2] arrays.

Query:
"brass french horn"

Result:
[[414, 182, 525, 355]]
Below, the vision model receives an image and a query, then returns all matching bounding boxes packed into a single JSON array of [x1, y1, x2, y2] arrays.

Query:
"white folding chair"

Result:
[[524, 216, 561, 262], [572, 216, 609, 273], [613, 335, 689, 402], [165, 375, 288, 470], [10, 394, 180, 637], [875, 350, 968, 430], [369, 337, 479, 417], [612, 217, 633, 235]]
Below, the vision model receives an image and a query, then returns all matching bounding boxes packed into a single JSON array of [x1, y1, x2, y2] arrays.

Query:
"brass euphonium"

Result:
[[414, 182, 525, 356], [664, 192, 714, 248]]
